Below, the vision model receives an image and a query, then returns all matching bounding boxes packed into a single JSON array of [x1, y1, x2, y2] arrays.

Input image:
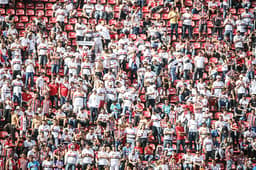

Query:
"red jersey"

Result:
[[59, 83, 69, 97], [49, 83, 58, 96], [175, 126, 185, 140]]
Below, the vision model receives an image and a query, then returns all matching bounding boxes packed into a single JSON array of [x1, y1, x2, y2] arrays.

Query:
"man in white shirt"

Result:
[[75, 18, 86, 41], [97, 146, 109, 169], [163, 123, 175, 147], [25, 55, 35, 89], [236, 15, 247, 35], [65, 145, 79, 170], [193, 51, 205, 80], [11, 55, 22, 79], [37, 38, 48, 72], [182, 151, 193, 170], [182, 8, 193, 39], [187, 114, 198, 150], [81, 143, 94, 169], [203, 134, 214, 162], [236, 75, 246, 101], [146, 83, 157, 108], [224, 13, 235, 42], [88, 90, 100, 123], [94, 3, 104, 23], [122, 88, 136, 122], [12, 75, 23, 106], [55, 4, 67, 30], [109, 147, 121, 170], [233, 31, 244, 51], [151, 110, 162, 144], [125, 123, 137, 147], [212, 75, 225, 97], [42, 156, 53, 170], [241, 8, 254, 32]]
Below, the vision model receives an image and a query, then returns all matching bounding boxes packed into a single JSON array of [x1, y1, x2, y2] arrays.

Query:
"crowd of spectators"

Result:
[[0, 0, 255, 169]]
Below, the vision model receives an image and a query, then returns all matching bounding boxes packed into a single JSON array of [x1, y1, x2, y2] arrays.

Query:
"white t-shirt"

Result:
[[236, 20, 247, 33], [203, 138, 213, 151], [42, 160, 53, 170], [97, 151, 109, 166], [25, 59, 35, 73], [188, 119, 198, 132], [236, 80, 246, 94], [38, 42, 48, 55], [234, 35, 244, 48], [82, 148, 94, 164], [12, 79, 23, 95], [109, 151, 121, 166], [194, 56, 205, 68], [11, 58, 22, 70], [151, 114, 161, 127], [75, 23, 86, 37], [224, 19, 234, 31], [55, 8, 66, 22], [212, 80, 224, 96], [182, 12, 192, 25]]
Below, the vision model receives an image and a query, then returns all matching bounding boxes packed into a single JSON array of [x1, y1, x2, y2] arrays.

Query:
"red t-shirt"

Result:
[[59, 84, 69, 97], [49, 83, 58, 96], [175, 126, 185, 140], [134, 146, 143, 155]]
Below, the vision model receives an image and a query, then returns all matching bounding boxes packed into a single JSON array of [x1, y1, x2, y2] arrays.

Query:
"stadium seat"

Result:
[[238, 8, 245, 14], [69, 18, 77, 25], [0, 8, 5, 15], [16, 9, 25, 16], [14, 16, 19, 22], [46, 10, 53, 17], [229, 8, 236, 14], [162, 13, 169, 20], [109, 19, 116, 25], [26, 9, 35, 16], [16, 2, 25, 8], [20, 16, 28, 23], [36, 10, 44, 16], [193, 42, 201, 49], [26, 3, 34, 9], [113, 6, 120, 12], [108, 0, 116, 5], [151, 13, 160, 20], [7, 9, 15, 15], [45, 3, 53, 9], [90, 0, 97, 3], [49, 17, 57, 24], [142, 6, 150, 13], [65, 25, 74, 31], [36, 3, 44, 9], [129, 34, 137, 40], [89, 19, 96, 24], [68, 32, 76, 39], [170, 96, 179, 103], [207, 21, 214, 28], [16, 23, 24, 30]]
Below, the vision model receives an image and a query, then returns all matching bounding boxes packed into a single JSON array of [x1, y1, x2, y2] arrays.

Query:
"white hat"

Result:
[[16, 75, 21, 79]]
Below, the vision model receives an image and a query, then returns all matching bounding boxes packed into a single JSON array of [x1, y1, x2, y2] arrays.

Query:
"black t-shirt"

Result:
[[250, 98, 256, 107]]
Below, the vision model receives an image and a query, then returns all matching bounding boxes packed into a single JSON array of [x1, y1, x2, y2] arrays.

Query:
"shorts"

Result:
[[39, 55, 47, 66]]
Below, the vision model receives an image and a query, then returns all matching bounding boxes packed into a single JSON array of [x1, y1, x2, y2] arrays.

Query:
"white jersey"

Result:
[[82, 148, 94, 164], [42, 160, 53, 170], [109, 151, 121, 166]]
